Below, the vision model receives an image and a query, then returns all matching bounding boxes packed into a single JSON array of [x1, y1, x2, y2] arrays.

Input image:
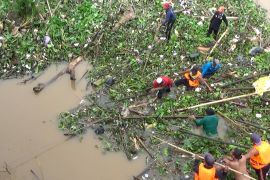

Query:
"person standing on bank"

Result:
[[151, 76, 173, 99], [162, 2, 176, 41], [207, 6, 228, 40]]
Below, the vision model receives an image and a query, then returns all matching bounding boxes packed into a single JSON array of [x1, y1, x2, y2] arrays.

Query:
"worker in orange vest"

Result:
[[193, 153, 223, 180], [174, 66, 212, 92], [245, 133, 270, 180]]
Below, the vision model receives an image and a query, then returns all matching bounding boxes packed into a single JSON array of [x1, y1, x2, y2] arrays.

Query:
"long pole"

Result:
[[153, 136, 256, 180], [206, 28, 229, 59], [238, 118, 270, 132], [177, 92, 257, 112], [221, 70, 270, 88], [177, 128, 249, 149]]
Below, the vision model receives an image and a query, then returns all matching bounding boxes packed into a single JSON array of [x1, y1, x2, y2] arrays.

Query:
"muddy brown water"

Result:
[[0, 62, 145, 180]]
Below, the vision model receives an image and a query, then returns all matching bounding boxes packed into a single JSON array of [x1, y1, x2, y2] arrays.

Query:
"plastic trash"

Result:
[[44, 35, 51, 46]]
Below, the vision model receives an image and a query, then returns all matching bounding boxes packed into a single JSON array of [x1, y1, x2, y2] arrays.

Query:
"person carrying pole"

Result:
[[223, 148, 250, 180], [189, 108, 219, 137], [151, 76, 173, 99], [162, 1, 176, 41], [174, 66, 212, 91], [245, 133, 270, 180], [193, 153, 223, 180], [201, 58, 221, 78], [207, 6, 228, 40]]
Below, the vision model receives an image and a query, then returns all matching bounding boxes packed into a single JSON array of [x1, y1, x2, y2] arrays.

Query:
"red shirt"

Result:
[[153, 76, 173, 88]]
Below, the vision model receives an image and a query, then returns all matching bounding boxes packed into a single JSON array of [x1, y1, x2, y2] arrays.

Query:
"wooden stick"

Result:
[[30, 169, 41, 180], [76, 70, 89, 84], [238, 118, 270, 132], [177, 92, 257, 112], [45, 0, 53, 17], [112, 8, 135, 31], [177, 128, 249, 149], [136, 136, 154, 158], [4, 162, 11, 175], [217, 112, 250, 134], [123, 115, 203, 119], [221, 70, 270, 88], [193, 16, 239, 20], [14, 137, 73, 169], [153, 136, 256, 180], [52, 0, 63, 15], [207, 28, 229, 58], [225, 87, 254, 91], [33, 56, 84, 93], [35, 157, 44, 180]]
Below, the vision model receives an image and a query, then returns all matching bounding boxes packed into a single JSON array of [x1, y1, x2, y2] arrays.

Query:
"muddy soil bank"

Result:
[[0, 62, 145, 180]]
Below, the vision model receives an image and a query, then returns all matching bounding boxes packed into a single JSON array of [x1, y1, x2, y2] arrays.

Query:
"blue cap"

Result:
[[251, 133, 261, 145], [204, 153, 215, 166]]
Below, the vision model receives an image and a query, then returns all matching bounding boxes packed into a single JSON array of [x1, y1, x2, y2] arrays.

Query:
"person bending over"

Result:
[[152, 76, 173, 98], [175, 66, 212, 91]]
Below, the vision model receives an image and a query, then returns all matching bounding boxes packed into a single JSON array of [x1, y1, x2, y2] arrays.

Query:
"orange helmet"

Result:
[[218, 6, 225, 13]]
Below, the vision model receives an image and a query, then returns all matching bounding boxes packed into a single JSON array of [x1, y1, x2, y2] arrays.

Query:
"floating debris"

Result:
[[44, 35, 51, 46], [255, 114, 262, 118]]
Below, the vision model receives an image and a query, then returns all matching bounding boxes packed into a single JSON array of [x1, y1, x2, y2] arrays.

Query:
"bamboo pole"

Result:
[[30, 169, 41, 180], [221, 70, 270, 88], [217, 112, 250, 134], [177, 92, 257, 112], [52, 0, 63, 15], [207, 28, 229, 58], [193, 16, 239, 20], [225, 87, 254, 91], [136, 136, 154, 158], [177, 128, 249, 149], [153, 136, 256, 180], [33, 56, 84, 93], [45, 0, 53, 17], [238, 118, 270, 132], [123, 115, 203, 119]]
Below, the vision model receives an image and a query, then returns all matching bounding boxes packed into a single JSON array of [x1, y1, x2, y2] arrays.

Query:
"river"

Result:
[[0, 62, 145, 180]]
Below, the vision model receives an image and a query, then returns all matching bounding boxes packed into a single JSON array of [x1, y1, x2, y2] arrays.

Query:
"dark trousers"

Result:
[[165, 20, 175, 40], [207, 26, 219, 40], [157, 87, 171, 99], [174, 78, 194, 91], [254, 164, 270, 180]]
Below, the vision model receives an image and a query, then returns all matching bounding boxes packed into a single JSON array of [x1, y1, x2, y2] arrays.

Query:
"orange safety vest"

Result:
[[184, 71, 201, 87], [250, 141, 270, 169], [194, 163, 218, 180]]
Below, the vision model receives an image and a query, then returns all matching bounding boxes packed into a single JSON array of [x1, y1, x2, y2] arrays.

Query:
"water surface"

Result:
[[0, 62, 145, 180]]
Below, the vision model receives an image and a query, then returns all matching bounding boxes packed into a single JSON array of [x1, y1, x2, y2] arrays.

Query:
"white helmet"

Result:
[[157, 77, 163, 84]]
